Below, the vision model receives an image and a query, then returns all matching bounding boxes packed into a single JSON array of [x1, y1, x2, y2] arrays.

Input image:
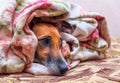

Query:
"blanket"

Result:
[[0, 38, 120, 83], [0, 0, 110, 73]]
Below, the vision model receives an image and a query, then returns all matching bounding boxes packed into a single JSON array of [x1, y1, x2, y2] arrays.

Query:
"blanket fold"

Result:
[[0, 0, 110, 73]]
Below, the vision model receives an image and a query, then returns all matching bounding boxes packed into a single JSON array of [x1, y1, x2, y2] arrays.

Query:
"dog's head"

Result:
[[32, 23, 68, 75]]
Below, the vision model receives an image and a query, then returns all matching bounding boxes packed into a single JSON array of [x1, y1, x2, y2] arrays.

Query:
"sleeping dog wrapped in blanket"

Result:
[[0, 0, 110, 75]]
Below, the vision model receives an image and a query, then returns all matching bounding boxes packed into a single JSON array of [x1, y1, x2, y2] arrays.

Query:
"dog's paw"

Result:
[[26, 63, 50, 75]]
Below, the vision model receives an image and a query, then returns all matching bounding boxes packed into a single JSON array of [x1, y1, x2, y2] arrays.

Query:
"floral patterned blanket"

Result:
[[0, 38, 120, 83], [0, 0, 111, 75]]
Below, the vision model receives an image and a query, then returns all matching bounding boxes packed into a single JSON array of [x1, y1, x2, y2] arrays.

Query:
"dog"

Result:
[[26, 23, 68, 76]]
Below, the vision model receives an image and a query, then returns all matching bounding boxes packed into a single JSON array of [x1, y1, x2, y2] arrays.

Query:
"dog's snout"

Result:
[[58, 59, 68, 75], [47, 56, 68, 75], [59, 63, 68, 74]]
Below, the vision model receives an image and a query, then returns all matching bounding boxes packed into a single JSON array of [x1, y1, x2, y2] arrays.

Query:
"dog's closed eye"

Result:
[[38, 36, 51, 47]]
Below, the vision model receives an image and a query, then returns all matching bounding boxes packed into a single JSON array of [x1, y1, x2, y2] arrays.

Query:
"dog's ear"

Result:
[[29, 17, 41, 30], [59, 21, 74, 34], [29, 17, 58, 30]]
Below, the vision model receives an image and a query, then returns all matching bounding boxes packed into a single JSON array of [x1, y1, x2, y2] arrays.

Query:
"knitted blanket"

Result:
[[0, 0, 110, 74]]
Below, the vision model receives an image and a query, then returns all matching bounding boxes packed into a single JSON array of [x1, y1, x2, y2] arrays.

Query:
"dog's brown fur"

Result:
[[31, 23, 68, 75]]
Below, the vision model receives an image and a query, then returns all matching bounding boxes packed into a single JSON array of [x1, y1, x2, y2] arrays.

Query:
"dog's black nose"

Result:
[[58, 59, 68, 75], [59, 63, 68, 74]]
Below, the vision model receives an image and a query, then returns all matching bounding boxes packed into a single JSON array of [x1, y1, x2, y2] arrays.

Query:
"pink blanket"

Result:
[[0, 0, 110, 73]]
